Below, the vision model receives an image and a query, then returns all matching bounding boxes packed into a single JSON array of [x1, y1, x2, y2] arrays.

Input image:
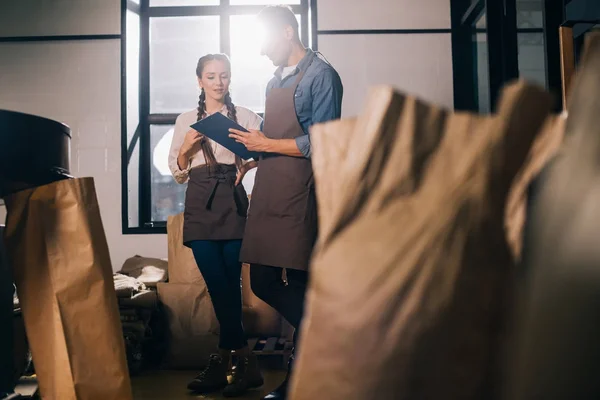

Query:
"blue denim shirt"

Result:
[[263, 49, 343, 158]]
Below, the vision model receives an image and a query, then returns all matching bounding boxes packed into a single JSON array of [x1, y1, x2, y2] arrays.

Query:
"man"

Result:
[[229, 5, 343, 400]]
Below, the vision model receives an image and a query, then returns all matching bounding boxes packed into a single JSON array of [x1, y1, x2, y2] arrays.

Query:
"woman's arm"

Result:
[[169, 116, 201, 184]]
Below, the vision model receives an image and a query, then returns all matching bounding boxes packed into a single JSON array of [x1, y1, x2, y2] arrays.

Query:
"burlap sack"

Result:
[[167, 213, 204, 284], [120, 255, 168, 287], [3, 178, 132, 400], [157, 282, 219, 368], [290, 81, 552, 400]]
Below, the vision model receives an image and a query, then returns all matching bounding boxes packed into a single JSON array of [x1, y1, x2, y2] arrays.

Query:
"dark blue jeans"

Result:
[[189, 240, 247, 351]]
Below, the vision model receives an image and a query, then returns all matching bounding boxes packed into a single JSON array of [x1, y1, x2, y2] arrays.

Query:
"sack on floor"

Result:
[[290, 82, 553, 400], [157, 282, 219, 369], [167, 213, 205, 284], [3, 177, 132, 400]]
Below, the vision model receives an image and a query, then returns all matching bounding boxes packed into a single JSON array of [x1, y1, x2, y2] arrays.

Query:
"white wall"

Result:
[[318, 0, 451, 31], [0, 0, 167, 271], [317, 0, 454, 117]]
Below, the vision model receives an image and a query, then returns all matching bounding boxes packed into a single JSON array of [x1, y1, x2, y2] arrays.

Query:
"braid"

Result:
[[196, 89, 206, 121], [225, 92, 243, 171], [197, 89, 218, 168], [225, 92, 238, 123]]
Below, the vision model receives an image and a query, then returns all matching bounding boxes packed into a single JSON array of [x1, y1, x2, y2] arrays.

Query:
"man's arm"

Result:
[[293, 68, 343, 158], [229, 68, 343, 157]]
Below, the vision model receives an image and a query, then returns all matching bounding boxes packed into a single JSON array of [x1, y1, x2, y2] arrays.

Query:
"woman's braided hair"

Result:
[[195, 53, 242, 171]]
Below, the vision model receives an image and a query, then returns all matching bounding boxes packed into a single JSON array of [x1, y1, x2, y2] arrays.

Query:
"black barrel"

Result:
[[0, 109, 72, 197]]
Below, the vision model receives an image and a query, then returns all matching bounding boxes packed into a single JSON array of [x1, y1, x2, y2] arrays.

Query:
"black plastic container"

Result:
[[0, 109, 72, 197]]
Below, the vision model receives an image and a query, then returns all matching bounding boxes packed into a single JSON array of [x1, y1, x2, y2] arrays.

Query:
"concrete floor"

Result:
[[131, 369, 286, 400]]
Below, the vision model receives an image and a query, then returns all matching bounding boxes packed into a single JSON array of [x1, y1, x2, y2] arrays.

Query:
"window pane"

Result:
[[151, 125, 186, 222], [150, 0, 219, 6], [128, 139, 140, 228], [126, 11, 141, 228], [150, 16, 220, 114], [230, 0, 299, 4], [517, 0, 543, 29], [230, 14, 301, 113], [126, 11, 140, 144], [518, 32, 546, 87], [472, 11, 490, 113], [474, 31, 490, 113]]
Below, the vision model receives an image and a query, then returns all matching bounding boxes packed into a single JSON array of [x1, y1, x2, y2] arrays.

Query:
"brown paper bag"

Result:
[[290, 82, 552, 400], [504, 114, 566, 261], [157, 282, 219, 368], [167, 213, 204, 284], [3, 177, 132, 400]]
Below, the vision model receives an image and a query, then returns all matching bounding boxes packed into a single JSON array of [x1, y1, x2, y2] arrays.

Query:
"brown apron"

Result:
[[182, 163, 249, 245], [240, 53, 318, 271]]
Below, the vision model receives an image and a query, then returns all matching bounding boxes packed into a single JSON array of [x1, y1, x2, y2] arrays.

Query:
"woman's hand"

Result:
[[236, 160, 258, 186], [177, 129, 203, 171], [180, 129, 203, 156]]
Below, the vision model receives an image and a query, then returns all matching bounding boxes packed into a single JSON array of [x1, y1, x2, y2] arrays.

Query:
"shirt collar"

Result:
[[274, 48, 315, 79], [205, 104, 228, 117]]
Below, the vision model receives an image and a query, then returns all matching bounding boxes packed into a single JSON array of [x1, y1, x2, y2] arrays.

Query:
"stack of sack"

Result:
[[114, 256, 169, 374], [161, 213, 285, 369]]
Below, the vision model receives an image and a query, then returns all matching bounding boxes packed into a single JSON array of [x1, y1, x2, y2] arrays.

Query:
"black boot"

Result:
[[187, 353, 229, 393], [223, 353, 264, 397], [263, 353, 293, 400]]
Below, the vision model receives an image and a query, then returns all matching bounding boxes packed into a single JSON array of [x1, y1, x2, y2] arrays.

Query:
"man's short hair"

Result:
[[257, 5, 299, 34]]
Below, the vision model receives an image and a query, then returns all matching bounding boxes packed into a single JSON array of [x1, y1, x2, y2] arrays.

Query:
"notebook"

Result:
[[190, 112, 261, 160]]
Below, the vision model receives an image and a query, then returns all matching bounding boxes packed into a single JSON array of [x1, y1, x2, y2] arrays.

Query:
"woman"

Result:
[[168, 53, 261, 398]]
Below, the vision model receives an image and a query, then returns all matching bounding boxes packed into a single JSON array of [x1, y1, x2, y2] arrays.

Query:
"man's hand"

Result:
[[229, 129, 272, 152]]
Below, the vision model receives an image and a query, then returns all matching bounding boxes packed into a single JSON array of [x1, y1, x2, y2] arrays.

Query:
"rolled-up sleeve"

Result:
[[296, 68, 343, 158], [168, 115, 191, 184]]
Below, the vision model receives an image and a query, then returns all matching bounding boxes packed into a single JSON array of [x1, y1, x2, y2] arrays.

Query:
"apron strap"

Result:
[[204, 170, 246, 216], [291, 51, 317, 87]]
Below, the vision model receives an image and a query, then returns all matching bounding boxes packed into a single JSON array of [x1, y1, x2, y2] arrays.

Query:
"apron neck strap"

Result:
[[291, 50, 316, 87]]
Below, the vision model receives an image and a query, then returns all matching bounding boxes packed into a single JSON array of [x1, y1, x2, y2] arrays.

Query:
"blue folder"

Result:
[[190, 113, 261, 160]]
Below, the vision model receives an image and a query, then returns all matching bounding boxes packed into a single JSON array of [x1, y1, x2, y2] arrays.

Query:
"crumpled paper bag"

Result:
[[505, 34, 600, 400], [167, 213, 205, 285], [290, 81, 552, 400], [504, 114, 566, 261], [157, 282, 219, 369], [3, 177, 132, 400]]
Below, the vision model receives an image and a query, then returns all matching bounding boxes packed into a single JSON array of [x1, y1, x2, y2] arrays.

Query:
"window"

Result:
[[451, 0, 551, 113], [123, 0, 311, 233]]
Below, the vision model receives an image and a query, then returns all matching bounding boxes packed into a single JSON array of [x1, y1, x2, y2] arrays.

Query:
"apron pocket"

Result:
[[234, 184, 249, 217], [304, 185, 317, 222]]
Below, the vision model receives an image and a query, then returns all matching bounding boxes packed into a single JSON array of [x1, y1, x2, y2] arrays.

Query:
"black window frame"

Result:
[[121, 0, 313, 234], [450, 0, 565, 113]]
